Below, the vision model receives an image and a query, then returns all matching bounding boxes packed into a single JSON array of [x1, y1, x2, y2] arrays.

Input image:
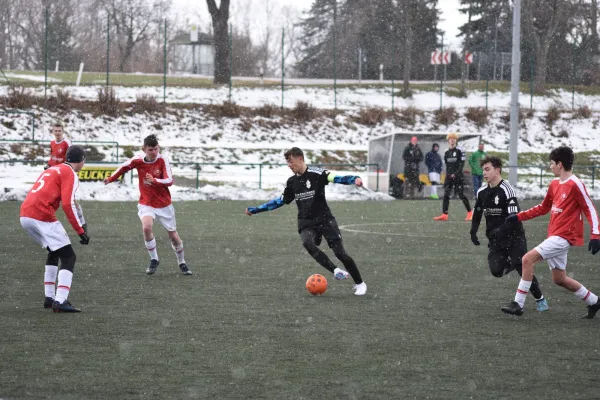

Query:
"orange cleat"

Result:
[[465, 211, 473, 221], [433, 214, 448, 221]]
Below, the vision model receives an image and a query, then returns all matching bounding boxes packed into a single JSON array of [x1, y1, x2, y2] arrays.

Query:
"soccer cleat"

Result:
[[334, 268, 349, 280], [583, 299, 600, 319], [146, 259, 159, 275], [535, 298, 549, 312], [52, 300, 81, 313], [44, 297, 54, 309], [353, 282, 367, 296], [465, 211, 474, 221], [429, 194, 439, 200], [501, 301, 524, 316], [433, 214, 448, 221], [179, 263, 192, 275]]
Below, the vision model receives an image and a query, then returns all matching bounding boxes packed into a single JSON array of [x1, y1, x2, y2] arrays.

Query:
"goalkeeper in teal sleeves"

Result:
[[245, 147, 367, 296]]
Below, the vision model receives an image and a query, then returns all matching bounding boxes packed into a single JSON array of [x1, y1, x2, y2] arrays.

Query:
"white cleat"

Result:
[[353, 282, 367, 296], [334, 268, 349, 280]]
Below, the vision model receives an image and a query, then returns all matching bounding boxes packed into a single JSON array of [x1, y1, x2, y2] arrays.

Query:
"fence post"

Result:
[[376, 166, 380, 192], [106, 16, 110, 87], [391, 79, 395, 112], [196, 164, 200, 189], [281, 27, 284, 110], [592, 165, 596, 189], [228, 23, 232, 102], [539, 166, 543, 188], [259, 164, 263, 189], [163, 18, 167, 104], [44, 8, 49, 98]]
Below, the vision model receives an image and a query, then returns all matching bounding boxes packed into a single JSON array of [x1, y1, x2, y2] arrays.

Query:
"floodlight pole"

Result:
[[509, 0, 521, 186]]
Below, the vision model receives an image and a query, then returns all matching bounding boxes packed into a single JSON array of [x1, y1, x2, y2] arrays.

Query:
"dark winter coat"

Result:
[[425, 149, 443, 174], [402, 144, 424, 173]]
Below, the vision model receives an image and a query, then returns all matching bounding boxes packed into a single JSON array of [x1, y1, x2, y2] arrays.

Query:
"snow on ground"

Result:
[[0, 84, 597, 111]]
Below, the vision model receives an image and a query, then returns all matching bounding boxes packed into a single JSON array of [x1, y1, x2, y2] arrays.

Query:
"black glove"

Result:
[[505, 214, 518, 224], [589, 239, 600, 255], [44, 164, 50, 170], [79, 232, 90, 245], [470, 232, 480, 246]]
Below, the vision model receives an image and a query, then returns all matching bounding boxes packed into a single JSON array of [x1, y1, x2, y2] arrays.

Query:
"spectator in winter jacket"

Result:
[[402, 136, 424, 199], [425, 143, 443, 199], [469, 142, 487, 195]]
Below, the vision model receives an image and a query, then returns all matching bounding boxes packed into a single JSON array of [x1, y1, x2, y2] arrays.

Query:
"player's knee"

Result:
[[142, 226, 153, 237], [302, 239, 318, 254], [56, 245, 76, 272], [46, 250, 59, 266], [332, 243, 350, 261], [552, 273, 566, 286]]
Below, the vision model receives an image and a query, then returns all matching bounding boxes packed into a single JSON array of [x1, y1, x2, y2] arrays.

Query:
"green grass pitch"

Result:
[[1, 200, 600, 399]]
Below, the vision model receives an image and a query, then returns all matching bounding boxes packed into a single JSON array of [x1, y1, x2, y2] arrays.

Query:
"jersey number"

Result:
[[31, 173, 51, 193]]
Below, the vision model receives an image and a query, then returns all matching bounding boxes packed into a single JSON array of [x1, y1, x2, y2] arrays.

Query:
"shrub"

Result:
[[292, 101, 316, 122], [397, 106, 424, 126], [573, 105, 592, 119], [434, 106, 458, 125], [255, 103, 276, 118], [357, 107, 387, 126], [465, 107, 490, 128], [97, 87, 121, 117], [45, 89, 72, 112], [394, 89, 413, 99], [445, 87, 468, 98], [133, 94, 163, 114], [122, 146, 135, 158], [239, 118, 253, 132], [546, 105, 561, 127], [217, 101, 241, 118], [7, 86, 36, 109]]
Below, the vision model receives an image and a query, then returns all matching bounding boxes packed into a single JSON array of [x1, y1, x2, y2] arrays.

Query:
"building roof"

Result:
[[171, 32, 213, 46]]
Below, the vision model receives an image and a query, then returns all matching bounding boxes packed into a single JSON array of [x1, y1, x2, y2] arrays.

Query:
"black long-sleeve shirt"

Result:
[[470, 179, 525, 243], [444, 147, 466, 176]]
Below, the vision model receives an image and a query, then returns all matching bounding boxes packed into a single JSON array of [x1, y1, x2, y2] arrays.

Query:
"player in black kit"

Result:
[[244, 147, 367, 295], [469, 156, 548, 312], [434, 133, 473, 221]]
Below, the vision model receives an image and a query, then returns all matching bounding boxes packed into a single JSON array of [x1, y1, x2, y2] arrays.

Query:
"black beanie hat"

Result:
[[66, 145, 86, 163]]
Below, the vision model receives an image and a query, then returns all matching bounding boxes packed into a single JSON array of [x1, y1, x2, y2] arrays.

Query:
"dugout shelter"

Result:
[[367, 131, 482, 195]]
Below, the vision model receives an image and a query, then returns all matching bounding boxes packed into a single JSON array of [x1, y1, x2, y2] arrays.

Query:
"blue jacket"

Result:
[[425, 150, 443, 173]]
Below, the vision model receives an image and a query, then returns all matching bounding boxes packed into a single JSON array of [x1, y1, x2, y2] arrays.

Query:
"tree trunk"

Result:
[[534, 43, 549, 93], [207, 0, 231, 84], [593, 0, 598, 55]]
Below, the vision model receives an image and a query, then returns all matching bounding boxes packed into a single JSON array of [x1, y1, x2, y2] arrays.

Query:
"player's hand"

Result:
[[79, 232, 90, 245], [355, 177, 363, 187], [505, 214, 518, 224], [589, 239, 600, 255], [44, 164, 50, 170], [144, 173, 154, 186], [245, 208, 254, 216], [103, 177, 110, 185], [82, 224, 88, 235], [470, 232, 480, 246]]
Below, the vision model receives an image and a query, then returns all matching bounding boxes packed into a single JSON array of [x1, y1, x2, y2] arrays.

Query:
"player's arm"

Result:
[[60, 171, 86, 236], [513, 186, 553, 222], [469, 193, 483, 245], [103, 157, 138, 184], [246, 186, 294, 216], [151, 157, 174, 187], [326, 172, 363, 187], [493, 196, 520, 240], [573, 181, 600, 254]]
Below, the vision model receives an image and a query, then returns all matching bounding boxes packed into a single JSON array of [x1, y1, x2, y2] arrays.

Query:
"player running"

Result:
[[244, 147, 367, 295], [103, 134, 191, 276], [45, 122, 71, 170], [501, 146, 600, 317], [470, 156, 548, 311], [20, 145, 90, 313], [434, 133, 473, 221]]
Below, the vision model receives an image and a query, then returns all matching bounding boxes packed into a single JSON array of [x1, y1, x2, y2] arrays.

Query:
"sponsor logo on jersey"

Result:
[[154, 169, 161, 176], [484, 207, 503, 216], [551, 206, 564, 213], [296, 190, 315, 200], [306, 180, 311, 189], [562, 193, 567, 199], [494, 195, 499, 205]]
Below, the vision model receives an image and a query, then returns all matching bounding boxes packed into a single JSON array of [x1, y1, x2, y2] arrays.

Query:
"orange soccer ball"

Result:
[[306, 274, 327, 295]]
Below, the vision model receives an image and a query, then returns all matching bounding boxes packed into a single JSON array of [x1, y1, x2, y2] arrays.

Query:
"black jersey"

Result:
[[471, 180, 525, 243], [444, 147, 466, 176], [282, 166, 334, 231]]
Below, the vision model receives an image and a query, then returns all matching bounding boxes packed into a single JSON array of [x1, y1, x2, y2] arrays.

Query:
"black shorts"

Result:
[[444, 176, 464, 193], [299, 217, 342, 248], [488, 235, 527, 277]]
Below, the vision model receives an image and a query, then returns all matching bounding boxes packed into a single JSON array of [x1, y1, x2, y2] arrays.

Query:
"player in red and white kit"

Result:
[[501, 146, 600, 317], [45, 123, 71, 170], [20, 145, 90, 313], [103, 134, 191, 276]]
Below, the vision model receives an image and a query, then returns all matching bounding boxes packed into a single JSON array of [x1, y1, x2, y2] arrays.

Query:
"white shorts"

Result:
[[429, 172, 441, 184], [137, 204, 177, 232], [20, 217, 71, 251], [535, 236, 570, 270]]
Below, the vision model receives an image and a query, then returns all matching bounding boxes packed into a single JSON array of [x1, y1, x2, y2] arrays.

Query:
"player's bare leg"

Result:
[[167, 230, 191, 275], [550, 269, 600, 318], [142, 216, 159, 274]]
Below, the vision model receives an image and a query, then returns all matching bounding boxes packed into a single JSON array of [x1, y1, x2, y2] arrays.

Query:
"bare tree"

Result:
[[206, 0, 230, 84]]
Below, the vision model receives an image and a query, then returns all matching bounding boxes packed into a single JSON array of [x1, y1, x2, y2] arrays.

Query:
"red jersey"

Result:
[[518, 175, 600, 246], [48, 138, 71, 166], [20, 163, 85, 235], [108, 154, 173, 208]]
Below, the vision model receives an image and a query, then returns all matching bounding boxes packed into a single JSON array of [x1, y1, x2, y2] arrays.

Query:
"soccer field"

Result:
[[1, 200, 600, 399]]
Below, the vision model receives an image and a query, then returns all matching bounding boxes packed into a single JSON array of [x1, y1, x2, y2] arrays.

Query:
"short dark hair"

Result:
[[53, 123, 63, 128], [143, 134, 159, 147], [284, 147, 304, 160], [549, 146, 574, 171], [480, 155, 502, 172]]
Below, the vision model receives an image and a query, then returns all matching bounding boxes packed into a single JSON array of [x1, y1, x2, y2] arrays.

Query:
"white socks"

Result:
[[145, 238, 158, 260], [514, 279, 532, 308], [172, 242, 185, 264], [44, 265, 58, 298], [575, 286, 599, 306], [55, 270, 73, 303]]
